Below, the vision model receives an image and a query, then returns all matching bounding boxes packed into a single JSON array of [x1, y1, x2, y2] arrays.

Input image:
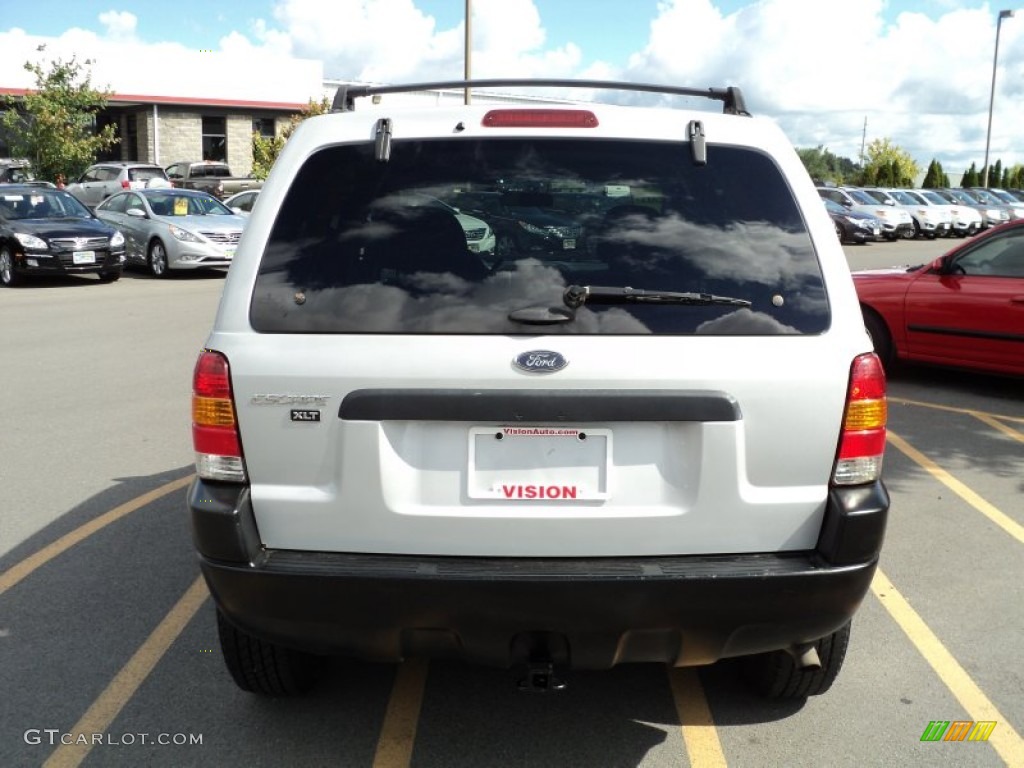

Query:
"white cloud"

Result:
[[618, 0, 1023, 172], [97, 10, 137, 39], [0, 25, 320, 106], [254, 0, 583, 82], [267, 0, 454, 81]]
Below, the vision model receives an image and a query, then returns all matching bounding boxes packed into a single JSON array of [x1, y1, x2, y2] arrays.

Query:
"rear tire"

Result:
[[741, 622, 851, 699], [216, 608, 323, 696], [862, 308, 894, 370]]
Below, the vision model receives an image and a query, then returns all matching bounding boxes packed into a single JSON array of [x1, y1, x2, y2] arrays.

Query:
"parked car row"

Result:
[[0, 182, 247, 286], [818, 185, 1024, 243], [818, 186, 914, 241], [56, 159, 262, 212]]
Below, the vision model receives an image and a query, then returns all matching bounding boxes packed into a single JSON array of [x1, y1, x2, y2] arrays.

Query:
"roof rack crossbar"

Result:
[[331, 79, 750, 116]]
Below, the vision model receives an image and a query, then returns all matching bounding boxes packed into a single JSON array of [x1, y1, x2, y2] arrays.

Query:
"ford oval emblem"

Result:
[[513, 350, 568, 374]]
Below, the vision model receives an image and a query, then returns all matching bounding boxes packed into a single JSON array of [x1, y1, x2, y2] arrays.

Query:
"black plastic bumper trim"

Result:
[[815, 482, 889, 565], [338, 388, 741, 423], [201, 550, 877, 667]]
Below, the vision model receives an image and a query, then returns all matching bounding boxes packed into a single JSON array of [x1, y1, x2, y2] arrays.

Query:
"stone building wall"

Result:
[[226, 116, 255, 176], [157, 111, 202, 165]]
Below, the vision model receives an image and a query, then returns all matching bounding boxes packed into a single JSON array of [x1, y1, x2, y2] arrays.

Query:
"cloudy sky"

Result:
[[2, 0, 1022, 174]]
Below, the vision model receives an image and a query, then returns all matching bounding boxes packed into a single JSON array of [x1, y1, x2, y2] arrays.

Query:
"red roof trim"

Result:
[[0, 87, 306, 111]]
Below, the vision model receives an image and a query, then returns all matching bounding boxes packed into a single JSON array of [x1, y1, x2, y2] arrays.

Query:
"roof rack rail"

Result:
[[331, 79, 750, 117]]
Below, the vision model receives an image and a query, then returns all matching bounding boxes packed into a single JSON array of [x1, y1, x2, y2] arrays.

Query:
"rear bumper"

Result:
[[190, 479, 888, 668]]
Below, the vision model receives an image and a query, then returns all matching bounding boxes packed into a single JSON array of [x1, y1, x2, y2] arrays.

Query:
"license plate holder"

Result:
[[72, 251, 96, 264], [467, 426, 610, 500]]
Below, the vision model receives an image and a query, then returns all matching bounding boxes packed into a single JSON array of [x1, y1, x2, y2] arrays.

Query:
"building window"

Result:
[[125, 113, 139, 160], [94, 113, 120, 161], [202, 116, 227, 161], [253, 117, 276, 139]]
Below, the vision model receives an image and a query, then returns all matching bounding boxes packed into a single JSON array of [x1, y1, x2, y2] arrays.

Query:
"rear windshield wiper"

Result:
[[507, 284, 751, 325], [563, 284, 751, 309]]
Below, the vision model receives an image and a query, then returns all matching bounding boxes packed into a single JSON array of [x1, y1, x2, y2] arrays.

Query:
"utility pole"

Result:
[[983, 10, 1015, 186], [464, 0, 472, 105], [859, 116, 867, 167]]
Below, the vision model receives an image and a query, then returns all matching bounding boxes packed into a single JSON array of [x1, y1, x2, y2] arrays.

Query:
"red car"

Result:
[[853, 219, 1024, 377]]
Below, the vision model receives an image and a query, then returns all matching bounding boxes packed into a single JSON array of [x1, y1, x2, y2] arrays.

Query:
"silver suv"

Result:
[[66, 161, 170, 208], [189, 80, 889, 699]]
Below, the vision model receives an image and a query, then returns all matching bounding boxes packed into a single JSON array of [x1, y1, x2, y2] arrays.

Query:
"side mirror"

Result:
[[126, 208, 146, 218], [932, 255, 962, 275]]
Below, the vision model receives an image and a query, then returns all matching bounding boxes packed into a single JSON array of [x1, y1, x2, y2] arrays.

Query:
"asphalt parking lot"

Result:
[[1, 239, 1022, 767]]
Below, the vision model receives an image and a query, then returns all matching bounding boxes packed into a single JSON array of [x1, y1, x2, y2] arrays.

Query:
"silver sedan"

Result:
[[95, 189, 246, 276]]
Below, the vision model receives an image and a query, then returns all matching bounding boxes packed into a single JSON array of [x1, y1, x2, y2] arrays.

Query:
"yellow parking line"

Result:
[[889, 397, 1024, 426], [0, 475, 194, 598], [372, 659, 429, 768], [887, 431, 1024, 545], [970, 412, 1024, 444], [872, 569, 1024, 766], [669, 667, 728, 768], [43, 575, 209, 768]]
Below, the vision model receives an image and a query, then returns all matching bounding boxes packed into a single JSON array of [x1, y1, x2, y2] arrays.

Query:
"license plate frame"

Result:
[[467, 426, 611, 501], [72, 250, 96, 265]]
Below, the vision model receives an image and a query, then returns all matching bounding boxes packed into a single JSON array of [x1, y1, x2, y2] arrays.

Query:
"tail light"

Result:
[[192, 350, 246, 482], [121, 180, 131, 189], [832, 353, 887, 485]]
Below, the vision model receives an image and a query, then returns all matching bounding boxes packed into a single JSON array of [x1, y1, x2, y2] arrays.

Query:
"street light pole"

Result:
[[464, 0, 472, 105], [982, 9, 1015, 187]]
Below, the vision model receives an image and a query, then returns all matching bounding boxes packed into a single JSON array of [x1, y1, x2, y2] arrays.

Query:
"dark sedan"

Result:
[[0, 186, 126, 286], [823, 198, 882, 244], [853, 219, 1024, 377]]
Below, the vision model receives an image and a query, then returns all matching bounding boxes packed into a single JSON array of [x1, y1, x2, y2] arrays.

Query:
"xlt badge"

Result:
[[290, 409, 321, 422]]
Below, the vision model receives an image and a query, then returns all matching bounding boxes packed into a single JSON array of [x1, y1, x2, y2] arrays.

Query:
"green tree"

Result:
[[796, 145, 860, 185], [0, 46, 118, 183], [989, 159, 1002, 188], [862, 138, 919, 187], [961, 163, 980, 187], [922, 159, 950, 189], [251, 96, 331, 181]]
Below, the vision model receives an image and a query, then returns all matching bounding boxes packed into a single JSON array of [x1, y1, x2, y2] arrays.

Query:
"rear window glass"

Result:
[[251, 139, 827, 335], [128, 167, 167, 182]]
